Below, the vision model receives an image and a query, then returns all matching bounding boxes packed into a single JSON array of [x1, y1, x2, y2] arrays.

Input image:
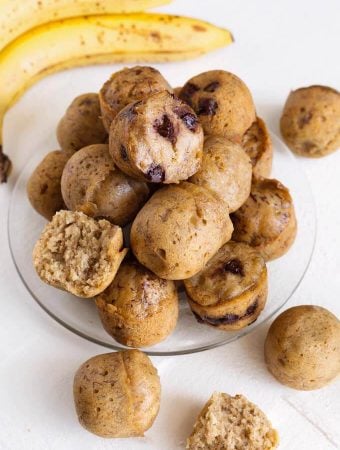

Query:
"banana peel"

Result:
[[0, 0, 172, 51], [0, 13, 233, 182]]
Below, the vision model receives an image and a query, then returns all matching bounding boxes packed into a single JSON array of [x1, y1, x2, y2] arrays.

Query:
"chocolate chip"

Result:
[[197, 98, 218, 116], [224, 258, 244, 276], [204, 81, 220, 92], [180, 82, 200, 105], [245, 299, 258, 317], [298, 112, 313, 128], [0, 146, 11, 183], [120, 145, 128, 161], [174, 107, 198, 132], [154, 114, 176, 144], [145, 163, 165, 183], [193, 299, 259, 327], [40, 183, 48, 194]]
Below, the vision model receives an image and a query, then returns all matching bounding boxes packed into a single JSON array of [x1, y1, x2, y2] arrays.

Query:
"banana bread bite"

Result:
[[27, 150, 69, 220], [231, 178, 297, 261], [109, 91, 203, 184], [265, 305, 340, 390], [189, 135, 252, 213], [61, 144, 149, 226], [242, 116, 273, 178], [99, 66, 172, 131], [280, 85, 340, 157], [186, 392, 279, 450], [131, 182, 233, 280], [180, 70, 256, 142], [184, 241, 267, 331], [33, 210, 127, 298], [73, 350, 160, 437], [57, 93, 107, 155], [95, 259, 179, 347]]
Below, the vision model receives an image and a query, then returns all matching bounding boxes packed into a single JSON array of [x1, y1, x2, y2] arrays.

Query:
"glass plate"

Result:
[[8, 133, 316, 355]]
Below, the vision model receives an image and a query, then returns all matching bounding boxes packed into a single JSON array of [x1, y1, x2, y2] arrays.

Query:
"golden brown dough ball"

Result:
[[57, 93, 107, 155], [280, 85, 340, 157], [180, 70, 256, 142], [264, 306, 340, 390], [189, 135, 252, 213], [242, 116, 273, 178], [131, 182, 233, 280], [109, 90, 203, 184], [96, 259, 178, 347], [184, 241, 267, 331], [73, 350, 160, 437], [61, 144, 149, 227], [99, 66, 172, 131], [27, 150, 69, 220], [231, 178, 297, 261]]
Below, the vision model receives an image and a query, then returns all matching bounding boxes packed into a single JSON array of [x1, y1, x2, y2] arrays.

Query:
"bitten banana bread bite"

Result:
[[265, 305, 340, 390], [131, 182, 233, 280], [99, 66, 172, 131], [242, 116, 273, 178], [186, 392, 279, 450], [27, 150, 69, 220], [57, 93, 107, 155], [280, 85, 340, 157], [61, 144, 149, 226], [180, 70, 256, 142], [184, 241, 267, 331], [231, 178, 297, 261], [33, 210, 127, 297], [109, 90, 203, 184], [95, 259, 179, 347], [73, 350, 161, 437], [189, 135, 252, 213]]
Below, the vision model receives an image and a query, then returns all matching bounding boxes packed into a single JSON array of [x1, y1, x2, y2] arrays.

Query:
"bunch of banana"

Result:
[[0, 1, 233, 182]]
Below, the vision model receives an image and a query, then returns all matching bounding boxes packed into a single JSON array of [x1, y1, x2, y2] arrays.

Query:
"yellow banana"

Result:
[[0, 0, 172, 50], [0, 13, 233, 182]]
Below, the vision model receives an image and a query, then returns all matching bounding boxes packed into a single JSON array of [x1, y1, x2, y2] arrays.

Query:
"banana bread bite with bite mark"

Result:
[[184, 241, 267, 331], [27, 150, 69, 220], [73, 350, 160, 437], [180, 70, 256, 142], [109, 90, 203, 184], [189, 135, 252, 213], [99, 65, 173, 132], [131, 182, 233, 280], [57, 93, 107, 155], [96, 259, 179, 347], [33, 210, 127, 298], [231, 178, 297, 261], [61, 144, 149, 227]]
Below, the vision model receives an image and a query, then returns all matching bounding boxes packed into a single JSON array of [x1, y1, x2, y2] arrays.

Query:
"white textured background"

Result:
[[0, 0, 339, 449]]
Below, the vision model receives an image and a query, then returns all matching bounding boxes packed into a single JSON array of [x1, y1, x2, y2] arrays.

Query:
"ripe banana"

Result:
[[0, 0, 172, 51], [0, 13, 233, 182]]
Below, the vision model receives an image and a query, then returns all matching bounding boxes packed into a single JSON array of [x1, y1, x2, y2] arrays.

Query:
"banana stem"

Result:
[[0, 145, 11, 183]]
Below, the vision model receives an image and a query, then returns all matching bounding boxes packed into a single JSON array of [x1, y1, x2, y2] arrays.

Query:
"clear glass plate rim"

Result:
[[7, 132, 317, 356]]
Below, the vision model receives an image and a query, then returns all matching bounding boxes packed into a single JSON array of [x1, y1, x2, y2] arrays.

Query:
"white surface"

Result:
[[0, 0, 339, 449]]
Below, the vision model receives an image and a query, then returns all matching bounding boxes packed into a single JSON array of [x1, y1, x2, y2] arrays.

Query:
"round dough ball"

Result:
[[231, 178, 297, 261], [264, 306, 340, 390], [180, 70, 256, 142], [184, 241, 267, 331], [99, 66, 172, 131], [189, 135, 252, 213], [96, 259, 178, 347], [131, 182, 233, 280], [61, 144, 149, 226], [27, 150, 69, 220], [73, 350, 160, 437], [57, 93, 107, 155], [242, 116, 273, 178], [109, 91, 203, 184], [280, 85, 340, 157]]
